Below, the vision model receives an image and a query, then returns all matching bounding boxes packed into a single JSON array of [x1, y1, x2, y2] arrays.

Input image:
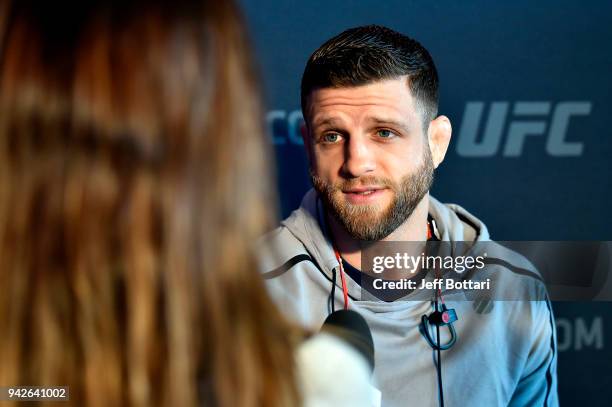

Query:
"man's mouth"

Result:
[[343, 187, 384, 195], [341, 187, 388, 204]]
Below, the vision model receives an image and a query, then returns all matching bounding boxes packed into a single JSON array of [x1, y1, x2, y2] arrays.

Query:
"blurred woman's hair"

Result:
[[0, 1, 299, 406]]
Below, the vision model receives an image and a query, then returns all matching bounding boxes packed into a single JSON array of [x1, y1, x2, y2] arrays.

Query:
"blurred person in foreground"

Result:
[[0, 1, 372, 406]]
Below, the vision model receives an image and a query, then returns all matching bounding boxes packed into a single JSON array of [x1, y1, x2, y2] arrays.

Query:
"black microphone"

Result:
[[321, 309, 375, 371]]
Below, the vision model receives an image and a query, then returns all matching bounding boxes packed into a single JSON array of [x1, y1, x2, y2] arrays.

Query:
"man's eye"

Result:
[[377, 129, 395, 138], [322, 133, 342, 143]]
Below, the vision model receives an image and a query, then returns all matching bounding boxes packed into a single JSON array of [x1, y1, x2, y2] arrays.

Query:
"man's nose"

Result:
[[341, 136, 376, 178]]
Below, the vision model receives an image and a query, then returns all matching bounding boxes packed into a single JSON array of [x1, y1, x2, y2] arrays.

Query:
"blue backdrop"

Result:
[[239, 1, 612, 404]]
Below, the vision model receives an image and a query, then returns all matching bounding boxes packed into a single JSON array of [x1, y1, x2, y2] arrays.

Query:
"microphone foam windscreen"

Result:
[[321, 309, 375, 370]]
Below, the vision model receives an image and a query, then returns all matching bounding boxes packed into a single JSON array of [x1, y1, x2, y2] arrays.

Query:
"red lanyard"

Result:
[[333, 248, 350, 310]]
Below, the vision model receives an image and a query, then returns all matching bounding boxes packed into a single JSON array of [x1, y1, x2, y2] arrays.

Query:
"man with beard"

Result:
[[259, 25, 558, 407]]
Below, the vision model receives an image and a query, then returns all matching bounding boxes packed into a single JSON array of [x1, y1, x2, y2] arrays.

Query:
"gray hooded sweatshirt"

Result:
[[259, 189, 558, 407]]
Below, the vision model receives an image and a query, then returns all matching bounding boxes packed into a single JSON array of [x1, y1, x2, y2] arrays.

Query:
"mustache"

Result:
[[314, 174, 396, 191]]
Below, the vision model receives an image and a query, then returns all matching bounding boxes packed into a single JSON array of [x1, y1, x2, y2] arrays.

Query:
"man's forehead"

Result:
[[306, 77, 419, 125]]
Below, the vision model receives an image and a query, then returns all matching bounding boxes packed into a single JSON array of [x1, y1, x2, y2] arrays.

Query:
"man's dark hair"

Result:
[[301, 25, 439, 126]]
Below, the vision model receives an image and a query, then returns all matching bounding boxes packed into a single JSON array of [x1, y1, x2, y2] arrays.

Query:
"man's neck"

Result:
[[328, 194, 430, 271]]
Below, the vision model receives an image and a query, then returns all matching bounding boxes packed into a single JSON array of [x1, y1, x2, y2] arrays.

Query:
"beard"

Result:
[[311, 148, 434, 241]]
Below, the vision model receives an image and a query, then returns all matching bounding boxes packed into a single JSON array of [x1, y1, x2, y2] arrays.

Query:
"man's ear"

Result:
[[427, 115, 452, 168]]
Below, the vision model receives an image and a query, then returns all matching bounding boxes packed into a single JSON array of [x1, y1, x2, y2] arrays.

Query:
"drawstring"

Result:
[[319, 195, 350, 310], [330, 268, 337, 313], [333, 249, 349, 310]]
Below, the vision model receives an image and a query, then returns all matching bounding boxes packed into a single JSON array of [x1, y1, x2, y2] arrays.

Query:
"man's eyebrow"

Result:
[[312, 117, 343, 129], [368, 117, 411, 133], [368, 117, 411, 131]]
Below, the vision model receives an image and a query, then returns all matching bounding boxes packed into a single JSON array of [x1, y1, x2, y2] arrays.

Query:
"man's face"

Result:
[[305, 77, 434, 241]]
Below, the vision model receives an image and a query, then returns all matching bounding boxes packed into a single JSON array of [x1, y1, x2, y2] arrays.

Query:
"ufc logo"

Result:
[[456, 101, 592, 157]]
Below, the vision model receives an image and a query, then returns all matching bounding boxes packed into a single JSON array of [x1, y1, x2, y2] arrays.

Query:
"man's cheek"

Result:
[[311, 161, 330, 181]]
